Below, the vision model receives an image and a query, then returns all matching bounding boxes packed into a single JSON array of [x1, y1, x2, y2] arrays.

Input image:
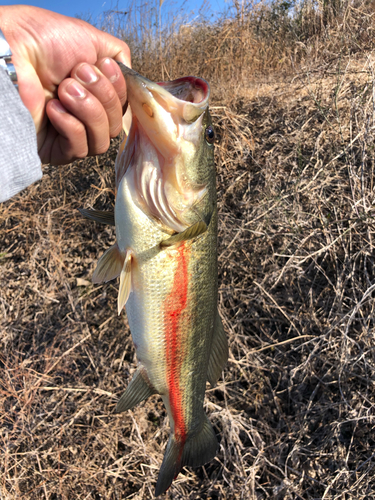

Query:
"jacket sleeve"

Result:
[[0, 67, 42, 203]]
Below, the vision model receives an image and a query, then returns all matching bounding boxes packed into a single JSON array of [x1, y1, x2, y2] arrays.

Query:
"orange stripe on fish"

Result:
[[164, 243, 189, 452]]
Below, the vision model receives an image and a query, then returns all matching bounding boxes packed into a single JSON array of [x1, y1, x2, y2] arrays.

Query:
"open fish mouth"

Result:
[[120, 63, 210, 131], [116, 63, 211, 233]]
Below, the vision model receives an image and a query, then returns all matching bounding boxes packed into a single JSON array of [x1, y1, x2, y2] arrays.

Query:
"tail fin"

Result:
[[154, 413, 217, 496]]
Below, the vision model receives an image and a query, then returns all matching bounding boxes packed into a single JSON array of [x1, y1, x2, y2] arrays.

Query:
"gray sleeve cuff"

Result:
[[0, 67, 42, 203]]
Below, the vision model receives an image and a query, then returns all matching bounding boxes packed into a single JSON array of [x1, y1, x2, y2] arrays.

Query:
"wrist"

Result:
[[0, 6, 46, 126], [0, 27, 18, 89]]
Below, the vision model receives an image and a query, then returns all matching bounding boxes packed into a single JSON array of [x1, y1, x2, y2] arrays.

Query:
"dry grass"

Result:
[[94, 0, 375, 84], [2, 1, 375, 499]]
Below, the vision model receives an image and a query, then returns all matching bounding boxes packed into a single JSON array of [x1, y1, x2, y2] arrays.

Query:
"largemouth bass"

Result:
[[80, 63, 228, 496]]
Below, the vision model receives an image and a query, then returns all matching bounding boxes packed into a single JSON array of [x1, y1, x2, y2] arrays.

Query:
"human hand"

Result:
[[0, 5, 130, 165]]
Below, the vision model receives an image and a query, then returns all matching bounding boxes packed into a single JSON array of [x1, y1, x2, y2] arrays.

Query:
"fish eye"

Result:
[[205, 125, 215, 144]]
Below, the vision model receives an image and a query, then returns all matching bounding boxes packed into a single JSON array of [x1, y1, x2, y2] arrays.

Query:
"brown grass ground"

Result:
[[1, 22, 375, 500]]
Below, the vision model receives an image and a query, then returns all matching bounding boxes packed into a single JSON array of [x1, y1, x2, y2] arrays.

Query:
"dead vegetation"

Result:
[[2, 1, 375, 499]]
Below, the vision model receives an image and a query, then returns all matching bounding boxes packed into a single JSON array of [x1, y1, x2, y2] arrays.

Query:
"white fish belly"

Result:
[[115, 172, 177, 393]]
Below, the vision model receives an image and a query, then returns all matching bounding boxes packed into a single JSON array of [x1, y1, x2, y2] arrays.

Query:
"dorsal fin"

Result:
[[207, 311, 228, 387]]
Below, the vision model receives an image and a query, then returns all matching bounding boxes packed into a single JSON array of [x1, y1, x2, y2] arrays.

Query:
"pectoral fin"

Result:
[[160, 220, 207, 248], [115, 366, 156, 413], [78, 208, 115, 226], [92, 243, 124, 283], [207, 311, 228, 387], [118, 250, 133, 315]]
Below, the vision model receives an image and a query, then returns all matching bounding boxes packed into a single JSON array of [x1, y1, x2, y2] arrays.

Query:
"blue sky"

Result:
[[0, 0, 230, 25]]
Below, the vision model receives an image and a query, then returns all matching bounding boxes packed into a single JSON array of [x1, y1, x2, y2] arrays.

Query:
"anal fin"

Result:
[[78, 208, 115, 226], [115, 366, 157, 413], [160, 221, 207, 248], [207, 311, 228, 387]]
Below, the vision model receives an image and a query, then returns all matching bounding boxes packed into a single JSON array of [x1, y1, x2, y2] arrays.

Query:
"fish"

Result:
[[80, 63, 228, 496]]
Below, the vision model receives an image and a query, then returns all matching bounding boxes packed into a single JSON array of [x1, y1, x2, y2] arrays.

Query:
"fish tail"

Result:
[[155, 413, 217, 496]]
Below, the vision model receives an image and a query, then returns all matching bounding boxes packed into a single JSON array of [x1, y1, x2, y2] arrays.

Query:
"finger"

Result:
[[96, 58, 127, 108], [41, 99, 89, 165], [89, 29, 131, 67], [58, 78, 111, 156], [71, 62, 123, 138]]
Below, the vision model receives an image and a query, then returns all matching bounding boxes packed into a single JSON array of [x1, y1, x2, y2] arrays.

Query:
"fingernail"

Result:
[[67, 81, 86, 98], [50, 100, 66, 113], [76, 63, 99, 84], [99, 58, 119, 84]]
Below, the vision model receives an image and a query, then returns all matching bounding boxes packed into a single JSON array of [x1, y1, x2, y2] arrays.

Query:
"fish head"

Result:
[[116, 63, 215, 233]]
